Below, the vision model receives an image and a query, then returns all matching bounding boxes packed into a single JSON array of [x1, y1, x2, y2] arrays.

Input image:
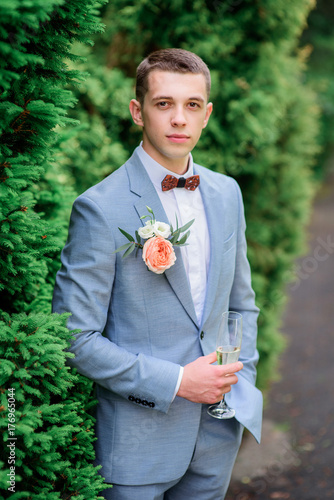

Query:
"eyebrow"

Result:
[[152, 95, 205, 102]]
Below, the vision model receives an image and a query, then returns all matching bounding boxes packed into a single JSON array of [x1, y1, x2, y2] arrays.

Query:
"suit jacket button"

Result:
[[135, 397, 141, 405], [128, 395, 135, 402], [148, 402, 155, 408], [142, 400, 148, 406], [200, 331, 205, 340]]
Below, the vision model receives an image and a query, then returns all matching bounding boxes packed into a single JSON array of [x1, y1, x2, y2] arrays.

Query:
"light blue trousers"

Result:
[[102, 404, 243, 500]]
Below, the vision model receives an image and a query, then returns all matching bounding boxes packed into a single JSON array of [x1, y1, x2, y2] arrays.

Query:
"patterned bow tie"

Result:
[[161, 174, 200, 192]]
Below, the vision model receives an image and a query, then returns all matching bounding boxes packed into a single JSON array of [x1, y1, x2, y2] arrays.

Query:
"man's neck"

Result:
[[141, 143, 189, 175]]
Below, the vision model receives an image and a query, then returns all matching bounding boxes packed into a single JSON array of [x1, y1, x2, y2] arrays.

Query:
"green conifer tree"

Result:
[[0, 1, 110, 497], [56, 46, 133, 195], [64, 0, 321, 389], [301, 0, 334, 177]]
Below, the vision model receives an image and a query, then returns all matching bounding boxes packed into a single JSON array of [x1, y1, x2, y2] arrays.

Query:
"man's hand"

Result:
[[176, 352, 243, 404]]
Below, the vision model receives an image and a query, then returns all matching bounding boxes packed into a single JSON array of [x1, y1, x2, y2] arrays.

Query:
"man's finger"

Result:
[[221, 361, 243, 374]]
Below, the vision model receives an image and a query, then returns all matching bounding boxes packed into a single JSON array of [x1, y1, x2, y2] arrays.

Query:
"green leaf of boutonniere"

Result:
[[178, 219, 195, 234], [118, 227, 135, 242], [113, 242, 133, 254], [169, 229, 181, 245], [122, 241, 136, 258], [135, 230, 141, 244], [177, 231, 191, 246]]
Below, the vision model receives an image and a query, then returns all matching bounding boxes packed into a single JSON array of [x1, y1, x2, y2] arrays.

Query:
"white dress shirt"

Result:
[[136, 144, 211, 398]]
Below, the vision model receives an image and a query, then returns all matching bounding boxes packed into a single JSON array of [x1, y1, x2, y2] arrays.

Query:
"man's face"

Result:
[[130, 70, 212, 174]]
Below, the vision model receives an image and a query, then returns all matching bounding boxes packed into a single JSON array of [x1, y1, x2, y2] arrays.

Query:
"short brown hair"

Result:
[[136, 48, 211, 106]]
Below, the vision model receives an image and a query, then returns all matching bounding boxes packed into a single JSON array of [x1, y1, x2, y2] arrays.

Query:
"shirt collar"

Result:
[[136, 142, 194, 192]]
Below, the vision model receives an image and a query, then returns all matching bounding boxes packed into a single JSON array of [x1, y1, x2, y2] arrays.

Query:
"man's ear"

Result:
[[202, 102, 213, 129], [129, 99, 144, 127]]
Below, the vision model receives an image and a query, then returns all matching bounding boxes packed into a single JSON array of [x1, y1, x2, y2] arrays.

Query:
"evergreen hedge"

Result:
[[62, 0, 321, 389], [301, 0, 334, 177], [0, 1, 110, 497]]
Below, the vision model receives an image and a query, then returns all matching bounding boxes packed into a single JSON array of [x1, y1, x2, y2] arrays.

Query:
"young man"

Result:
[[53, 48, 262, 499]]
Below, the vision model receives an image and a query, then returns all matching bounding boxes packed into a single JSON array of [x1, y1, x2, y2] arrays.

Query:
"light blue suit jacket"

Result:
[[52, 148, 262, 485]]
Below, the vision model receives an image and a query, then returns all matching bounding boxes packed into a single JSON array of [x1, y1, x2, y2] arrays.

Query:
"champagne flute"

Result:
[[207, 311, 242, 419]]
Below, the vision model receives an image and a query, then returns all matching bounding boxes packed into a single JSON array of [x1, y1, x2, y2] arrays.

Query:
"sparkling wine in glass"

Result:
[[207, 311, 242, 419]]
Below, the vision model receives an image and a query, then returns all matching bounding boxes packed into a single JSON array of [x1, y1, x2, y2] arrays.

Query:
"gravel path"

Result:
[[226, 171, 334, 500]]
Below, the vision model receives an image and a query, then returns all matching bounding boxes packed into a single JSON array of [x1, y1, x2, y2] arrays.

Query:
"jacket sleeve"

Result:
[[52, 195, 180, 413]]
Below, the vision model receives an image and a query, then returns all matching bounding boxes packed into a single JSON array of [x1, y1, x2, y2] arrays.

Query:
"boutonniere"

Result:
[[114, 206, 194, 274]]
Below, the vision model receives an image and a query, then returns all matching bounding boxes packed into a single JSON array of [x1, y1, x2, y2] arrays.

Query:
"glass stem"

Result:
[[218, 395, 227, 409]]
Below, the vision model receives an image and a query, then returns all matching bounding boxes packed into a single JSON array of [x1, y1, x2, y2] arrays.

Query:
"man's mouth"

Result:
[[166, 134, 190, 143]]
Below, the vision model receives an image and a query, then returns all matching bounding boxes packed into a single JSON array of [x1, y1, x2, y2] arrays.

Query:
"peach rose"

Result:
[[142, 236, 176, 274]]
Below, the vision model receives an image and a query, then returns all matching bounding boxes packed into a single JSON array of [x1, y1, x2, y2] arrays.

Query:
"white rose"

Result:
[[153, 221, 171, 239], [138, 221, 155, 239]]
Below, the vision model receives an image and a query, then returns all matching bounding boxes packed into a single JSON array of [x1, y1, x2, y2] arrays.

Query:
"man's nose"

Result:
[[171, 106, 187, 127]]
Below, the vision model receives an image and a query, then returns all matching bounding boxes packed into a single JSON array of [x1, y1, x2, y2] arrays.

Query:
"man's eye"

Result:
[[189, 102, 199, 108], [158, 101, 169, 108]]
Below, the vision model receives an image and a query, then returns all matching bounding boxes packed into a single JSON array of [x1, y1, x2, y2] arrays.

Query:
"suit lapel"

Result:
[[164, 247, 198, 327], [195, 166, 225, 329], [126, 152, 199, 328]]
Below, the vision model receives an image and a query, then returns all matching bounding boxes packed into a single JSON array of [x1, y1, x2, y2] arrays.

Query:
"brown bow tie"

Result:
[[161, 174, 200, 192]]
